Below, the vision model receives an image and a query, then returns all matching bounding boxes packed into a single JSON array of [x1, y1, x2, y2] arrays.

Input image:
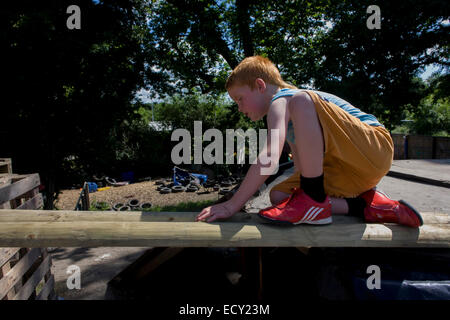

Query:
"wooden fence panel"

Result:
[[392, 134, 405, 159], [408, 135, 434, 159], [434, 137, 450, 159], [0, 172, 55, 300], [391, 134, 450, 160]]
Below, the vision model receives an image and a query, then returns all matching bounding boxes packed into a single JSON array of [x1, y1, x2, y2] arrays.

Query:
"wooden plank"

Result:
[[36, 274, 54, 300], [15, 193, 43, 210], [0, 174, 40, 205], [0, 175, 12, 187], [0, 248, 21, 268], [0, 220, 449, 248], [0, 248, 41, 300], [0, 159, 12, 174], [0, 210, 447, 224], [10, 249, 28, 298], [0, 210, 254, 223], [1, 261, 16, 299], [13, 254, 51, 300], [0, 177, 12, 209], [0, 202, 12, 209]]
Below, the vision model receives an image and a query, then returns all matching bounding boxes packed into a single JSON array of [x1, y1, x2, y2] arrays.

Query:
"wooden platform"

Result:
[[0, 210, 448, 247], [0, 172, 55, 300]]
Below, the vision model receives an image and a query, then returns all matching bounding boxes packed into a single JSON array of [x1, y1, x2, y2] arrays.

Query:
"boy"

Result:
[[196, 56, 422, 227]]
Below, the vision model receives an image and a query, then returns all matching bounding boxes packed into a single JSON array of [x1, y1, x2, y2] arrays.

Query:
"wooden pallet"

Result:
[[0, 173, 43, 210], [0, 158, 12, 175], [0, 248, 55, 300], [0, 172, 55, 300]]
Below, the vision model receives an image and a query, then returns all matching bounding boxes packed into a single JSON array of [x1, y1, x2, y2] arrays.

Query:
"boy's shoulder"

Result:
[[271, 88, 301, 103]]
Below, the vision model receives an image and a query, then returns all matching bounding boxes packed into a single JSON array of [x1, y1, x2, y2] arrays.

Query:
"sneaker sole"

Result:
[[398, 200, 424, 226], [257, 213, 332, 226], [295, 216, 333, 225]]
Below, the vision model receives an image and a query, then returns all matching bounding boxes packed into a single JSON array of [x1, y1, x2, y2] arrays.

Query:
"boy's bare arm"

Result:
[[228, 99, 290, 211], [197, 99, 290, 222]]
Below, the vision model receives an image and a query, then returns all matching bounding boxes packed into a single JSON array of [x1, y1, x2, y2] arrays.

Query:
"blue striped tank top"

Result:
[[271, 88, 383, 145]]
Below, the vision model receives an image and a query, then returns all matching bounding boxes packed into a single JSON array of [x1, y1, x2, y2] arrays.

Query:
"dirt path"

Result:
[[55, 180, 223, 210]]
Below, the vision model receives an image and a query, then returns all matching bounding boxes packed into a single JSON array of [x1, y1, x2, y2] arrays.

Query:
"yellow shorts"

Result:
[[271, 90, 394, 198]]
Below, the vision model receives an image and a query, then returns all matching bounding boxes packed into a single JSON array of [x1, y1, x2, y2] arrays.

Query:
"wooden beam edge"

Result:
[[0, 221, 448, 248], [0, 210, 448, 224]]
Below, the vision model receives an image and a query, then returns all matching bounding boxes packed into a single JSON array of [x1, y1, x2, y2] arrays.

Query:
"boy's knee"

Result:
[[269, 190, 290, 205]]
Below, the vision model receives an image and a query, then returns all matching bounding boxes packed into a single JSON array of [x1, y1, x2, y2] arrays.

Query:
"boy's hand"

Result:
[[196, 201, 236, 222]]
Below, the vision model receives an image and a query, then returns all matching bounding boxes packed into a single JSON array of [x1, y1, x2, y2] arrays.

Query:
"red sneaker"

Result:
[[358, 188, 423, 228], [258, 188, 332, 225]]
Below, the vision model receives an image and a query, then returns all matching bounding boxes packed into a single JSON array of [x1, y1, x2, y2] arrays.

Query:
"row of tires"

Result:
[[156, 184, 234, 195], [157, 184, 200, 193], [155, 176, 240, 187], [110, 199, 152, 211]]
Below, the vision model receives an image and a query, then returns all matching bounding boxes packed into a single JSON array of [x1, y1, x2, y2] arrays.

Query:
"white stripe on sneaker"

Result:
[[308, 208, 324, 221], [302, 207, 319, 222], [301, 206, 316, 221]]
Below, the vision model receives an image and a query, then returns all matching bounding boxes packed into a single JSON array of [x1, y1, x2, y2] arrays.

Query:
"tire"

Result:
[[156, 184, 167, 191], [127, 199, 140, 207], [219, 187, 232, 195], [192, 182, 201, 188], [221, 180, 232, 187], [139, 202, 152, 210], [119, 206, 131, 211], [155, 180, 165, 185], [186, 185, 198, 192], [160, 187, 172, 194], [204, 182, 214, 188], [171, 185, 185, 193], [213, 184, 220, 191], [113, 203, 124, 211]]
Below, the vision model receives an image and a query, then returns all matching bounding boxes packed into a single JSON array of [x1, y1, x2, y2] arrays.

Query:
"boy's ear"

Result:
[[255, 78, 266, 92]]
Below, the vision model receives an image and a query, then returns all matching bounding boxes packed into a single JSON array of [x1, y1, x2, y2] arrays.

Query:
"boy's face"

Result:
[[227, 80, 267, 121]]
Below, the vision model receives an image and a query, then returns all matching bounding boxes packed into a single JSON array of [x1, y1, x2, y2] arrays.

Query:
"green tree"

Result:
[[403, 74, 450, 135], [142, 0, 449, 129], [1, 0, 153, 208]]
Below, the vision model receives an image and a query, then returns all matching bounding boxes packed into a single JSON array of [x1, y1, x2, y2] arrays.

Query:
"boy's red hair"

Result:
[[225, 56, 297, 90]]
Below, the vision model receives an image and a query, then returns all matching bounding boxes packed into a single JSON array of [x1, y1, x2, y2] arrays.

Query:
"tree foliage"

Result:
[[1, 0, 151, 207], [402, 74, 450, 135], [143, 0, 450, 129]]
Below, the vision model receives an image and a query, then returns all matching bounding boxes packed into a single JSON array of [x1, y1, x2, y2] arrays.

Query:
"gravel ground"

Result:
[[55, 179, 228, 211]]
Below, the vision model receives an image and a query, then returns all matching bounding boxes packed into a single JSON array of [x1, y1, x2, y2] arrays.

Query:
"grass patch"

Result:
[[146, 200, 217, 212], [90, 200, 111, 211]]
